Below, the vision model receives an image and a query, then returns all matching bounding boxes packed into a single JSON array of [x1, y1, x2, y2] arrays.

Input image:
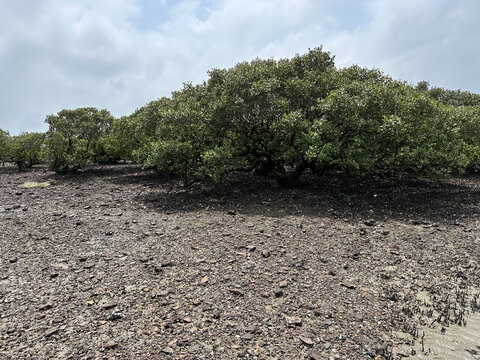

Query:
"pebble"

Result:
[[101, 302, 118, 310], [241, 333, 254, 341], [274, 289, 284, 297], [105, 341, 118, 349], [39, 303, 53, 311], [161, 347, 174, 354], [44, 327, 59, 338], [299, 336, 314, 346], [340, 282, 356, 289], [229, 288, 245, 296], [106, 308, 123, 321]]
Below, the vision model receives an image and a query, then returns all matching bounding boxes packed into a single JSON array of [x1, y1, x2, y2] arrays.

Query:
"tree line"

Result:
[[2, 47, 480, 185]]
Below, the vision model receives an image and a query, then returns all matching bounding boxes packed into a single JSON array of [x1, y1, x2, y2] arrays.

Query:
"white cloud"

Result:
[[324, 0, 480, 90], [0, 0, 479, 134]]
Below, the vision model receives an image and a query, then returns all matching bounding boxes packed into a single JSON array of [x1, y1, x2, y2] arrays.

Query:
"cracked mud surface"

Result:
[[1, 165, 480, 359]]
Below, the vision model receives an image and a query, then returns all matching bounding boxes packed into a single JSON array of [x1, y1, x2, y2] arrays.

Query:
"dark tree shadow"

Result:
[[31, 164, 480, 224], [132, 171, 480, 224]]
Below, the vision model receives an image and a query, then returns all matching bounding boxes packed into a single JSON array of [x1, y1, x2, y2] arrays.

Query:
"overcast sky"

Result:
[[1, 0, 479, 135]]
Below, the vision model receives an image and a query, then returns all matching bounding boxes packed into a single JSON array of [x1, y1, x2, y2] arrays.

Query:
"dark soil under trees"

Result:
[[1, 164, 479, 359]]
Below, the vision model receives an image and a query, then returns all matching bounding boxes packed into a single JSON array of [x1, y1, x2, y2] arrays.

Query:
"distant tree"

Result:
[[0, 129, 10, 165], [100, 116, 138, 162], [9, 132, 45, 170], [415, 81, 430, 92], [44, 107, 114, 172]]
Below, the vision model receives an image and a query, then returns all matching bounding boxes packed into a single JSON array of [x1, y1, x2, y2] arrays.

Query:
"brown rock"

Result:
[[101, 302, 118, 310], [39, 303, 53, 311], [340, 281, 356, 289], [229, 288, 244, 296], [299, 336, 314, 346], [161, 347, 174, 354], [44, 327, 59, 338], [105, 341, 118, 349], [241, 333, 254, 341], [288, 317, 302, 327]]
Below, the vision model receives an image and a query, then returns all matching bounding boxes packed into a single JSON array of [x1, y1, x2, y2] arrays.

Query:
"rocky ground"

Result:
[[1, 164, 479, 360]]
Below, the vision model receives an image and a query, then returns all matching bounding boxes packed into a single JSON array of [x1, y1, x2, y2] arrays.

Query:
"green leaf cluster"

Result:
[[4, 46, 480, 183], [44, 107, 114, 172], [120, 47, 477, 185]]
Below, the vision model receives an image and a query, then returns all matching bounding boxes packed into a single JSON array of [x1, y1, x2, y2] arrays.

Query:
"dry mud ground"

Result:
[[1, 165, 480, 360]]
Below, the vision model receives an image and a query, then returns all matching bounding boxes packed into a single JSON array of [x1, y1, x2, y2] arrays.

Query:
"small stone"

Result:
[[39, 303, 53, 311], [299, 336, 314, 346], [50, 273, 59, 279], [340, 282, 356, 289], [106, 308, 123, 321], [44, 327, 59, 338], [288, 317, 302, 327], [240, 333, 254, 341], [245, 326, 255, 333], [261, 250, 271, 258], [105, 231, 114, 236], [274, 289, 284, 297], [364, 219, 376, 227], [161, 347, 174, 354], [328, 270, 336, 276], [138, 257, 150, 263], [101, 302, 118, 310], [8, 257, 18, 263], [161, 261, 174, 267], [323, 342, 331, 349], [229, 288, 244, 296], [246, 245, 256, 252], [310, 350, 323, 360], [105, 341, 118, 349], [279, 280, 288, 288], [83, 263, 95, 269], [227, 210, 236, 215], [201, 276, 209, 284], [158, 289, 170, 297]]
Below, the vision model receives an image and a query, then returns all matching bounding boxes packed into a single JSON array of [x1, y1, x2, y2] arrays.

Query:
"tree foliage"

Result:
[[44, 107, 114, 172], [8, 132, 46, 170], [7, 47, 480, 184], [0, 129, 11, 165], [120, 47, 478, 185]]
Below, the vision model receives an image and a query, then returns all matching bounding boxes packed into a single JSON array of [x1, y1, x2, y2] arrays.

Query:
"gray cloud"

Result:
[[326, 0, 480, 91]]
